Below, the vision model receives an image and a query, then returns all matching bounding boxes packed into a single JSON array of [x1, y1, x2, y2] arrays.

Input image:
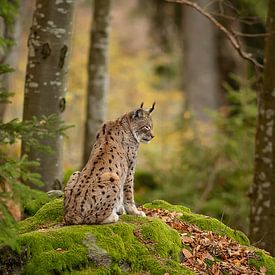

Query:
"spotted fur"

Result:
[[64, 103, 155, 224]]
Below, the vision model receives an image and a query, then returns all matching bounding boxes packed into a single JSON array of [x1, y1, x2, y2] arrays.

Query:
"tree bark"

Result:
[[83, 0, 112, 165], [0, 0, 21, 122], [21, 0, 75, 191], [216, 9, 245, 105], [148, 0, 174, 53], [250, 0, 275, 256], [182, 0, 220, 123]]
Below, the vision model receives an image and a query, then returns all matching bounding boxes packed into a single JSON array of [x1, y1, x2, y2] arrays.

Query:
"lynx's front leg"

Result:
[[123, 172, 145, 217]]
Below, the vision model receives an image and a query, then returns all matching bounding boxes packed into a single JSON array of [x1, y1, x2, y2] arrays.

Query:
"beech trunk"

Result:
[[83, 0, 112, 165], [182, 0, 219, 123], [21, 0, 74, 191]]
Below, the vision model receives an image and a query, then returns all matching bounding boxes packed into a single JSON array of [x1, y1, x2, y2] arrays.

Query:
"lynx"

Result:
[[64, 103, 155, 224]]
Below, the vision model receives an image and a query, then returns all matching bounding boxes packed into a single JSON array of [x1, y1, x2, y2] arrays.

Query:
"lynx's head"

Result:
[[129, 102, 155, 144]]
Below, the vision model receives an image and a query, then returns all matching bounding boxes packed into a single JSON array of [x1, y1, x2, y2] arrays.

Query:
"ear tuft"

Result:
[[149, 102, 156, 114], [140, 102, 144, 108]]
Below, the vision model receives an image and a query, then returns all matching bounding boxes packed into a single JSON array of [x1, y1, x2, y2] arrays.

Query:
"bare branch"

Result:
[[211, 12, 263, 25], [232, 30, 271, 38], [166, 0, 264, 69]]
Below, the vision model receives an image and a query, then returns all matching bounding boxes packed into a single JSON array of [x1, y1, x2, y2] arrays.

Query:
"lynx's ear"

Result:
[[132, 102, 145, 118], [149, 102, 156, 114], [133, 108, 144, 119]]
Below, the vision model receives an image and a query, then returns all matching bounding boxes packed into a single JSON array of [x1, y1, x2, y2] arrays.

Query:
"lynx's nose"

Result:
[[150, 133, 154, 139]]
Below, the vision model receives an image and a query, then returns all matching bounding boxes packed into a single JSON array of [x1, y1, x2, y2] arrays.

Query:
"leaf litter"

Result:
[[139, 207, 266, 275]]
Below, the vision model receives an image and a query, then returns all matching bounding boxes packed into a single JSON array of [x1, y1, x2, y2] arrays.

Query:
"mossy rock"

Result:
[[19, 198, 64, 234], [1, 199, 274, 274], [15, 199, 192, 275]]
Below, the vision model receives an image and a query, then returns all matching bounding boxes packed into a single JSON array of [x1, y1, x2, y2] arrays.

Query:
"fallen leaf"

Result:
[[260, 266, 266, 273], [181, 236, 193, 244], [182, 248, 193, 259], [205, 252, 214, 261]]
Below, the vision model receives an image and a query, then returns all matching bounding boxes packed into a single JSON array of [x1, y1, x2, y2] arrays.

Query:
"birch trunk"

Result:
[[250, 0, 275, 256], [83, 0, 112, 165], [182, 0, 219, 123], [21, 0, 74, 191]]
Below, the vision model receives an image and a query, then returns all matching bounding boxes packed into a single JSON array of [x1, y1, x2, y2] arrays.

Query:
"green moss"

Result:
[[140, 218, 181, 259], [12, 183, 50, 216], [11, 199, 273, 275], [18, 220, 192, 275], [19, 199, 63, 233], [64, 267, 112, 275], [144, 199, 191, 213], [19, 226, 91, 275], [85, 221, 191, 274], [249, 249, 275, 275], [144, 200, 250, 245]]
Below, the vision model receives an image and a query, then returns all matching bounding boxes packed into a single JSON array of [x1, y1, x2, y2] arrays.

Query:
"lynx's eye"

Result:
[[143, 126, 150, 131]]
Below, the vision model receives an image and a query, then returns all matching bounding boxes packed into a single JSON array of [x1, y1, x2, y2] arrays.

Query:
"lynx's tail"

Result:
[[64, 171, 84, 225], [64, 171, 80, 210]]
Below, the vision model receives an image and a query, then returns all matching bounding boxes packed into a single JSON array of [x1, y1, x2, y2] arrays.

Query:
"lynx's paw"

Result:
[[117, 205, 126, 215], [100, 212, 119, 224], [136, 210, 146, 217], [124, 203, 146, 217]]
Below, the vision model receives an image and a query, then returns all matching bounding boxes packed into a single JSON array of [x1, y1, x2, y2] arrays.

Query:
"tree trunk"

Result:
[[83, 0, 112, 165], [21, 0, 75, 191], [182, 0, 220, 123], [0, 0, 21, 122], [148, 0, 174, 53], [250, 0, 275, 256], [216, 9, 245, 105]]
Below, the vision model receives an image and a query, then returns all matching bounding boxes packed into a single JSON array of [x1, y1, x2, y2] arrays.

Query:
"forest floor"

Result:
[[141, 206, 267, 275]]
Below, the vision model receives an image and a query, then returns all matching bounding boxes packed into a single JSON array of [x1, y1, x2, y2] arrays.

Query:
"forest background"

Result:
[[1, 0, 273, 255]]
